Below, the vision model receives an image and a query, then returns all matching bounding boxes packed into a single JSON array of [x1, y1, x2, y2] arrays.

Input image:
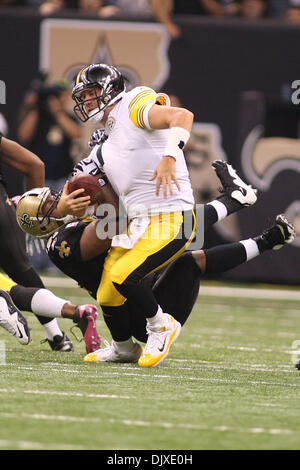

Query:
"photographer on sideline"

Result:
[[16, 74, 81, 273], [17, 74, 81, 192]]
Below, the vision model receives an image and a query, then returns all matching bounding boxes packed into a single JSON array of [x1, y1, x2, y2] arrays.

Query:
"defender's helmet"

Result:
[[72, 63, 126, 122], [16, 187, 73, 238]]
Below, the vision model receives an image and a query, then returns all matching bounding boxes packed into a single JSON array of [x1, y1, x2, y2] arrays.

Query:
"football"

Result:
[[68, 173, 103, 205]]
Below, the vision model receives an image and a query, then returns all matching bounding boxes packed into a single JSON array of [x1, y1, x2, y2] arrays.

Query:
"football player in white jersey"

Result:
[[70, 63, 264, 367], [14, 164, 295, 364], [71, 63, 198, 367]]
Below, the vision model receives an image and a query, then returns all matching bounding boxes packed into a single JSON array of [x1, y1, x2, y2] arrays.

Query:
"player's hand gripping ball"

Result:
[[68, 174, 103, 206]]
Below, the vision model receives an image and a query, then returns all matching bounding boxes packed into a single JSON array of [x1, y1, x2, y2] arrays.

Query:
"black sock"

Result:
[[217, 194, 243, 216], [151, 251, 201, 326], [10, 285, 40, 312], [113, 281, 158, 318], [126, 299, 148, 343], [101, 303, 134, 342], [120, 252, 202, 339], [204, 242, 247, 274], [72, 308, 81, 324], [203, 196, 242, 233], [204, 204, 219, 229]]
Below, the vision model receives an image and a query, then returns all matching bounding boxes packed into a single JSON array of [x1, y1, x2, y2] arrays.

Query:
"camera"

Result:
[[37, 84, 61, 102], [30, 72, 63, 108]]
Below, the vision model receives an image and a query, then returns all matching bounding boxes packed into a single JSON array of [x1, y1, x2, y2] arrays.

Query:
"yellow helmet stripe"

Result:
[[76, 67, 87, 85]]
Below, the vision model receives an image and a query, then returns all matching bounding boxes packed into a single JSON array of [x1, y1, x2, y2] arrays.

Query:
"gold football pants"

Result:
[[97, 210, 196, 308], [0, 272, 16, 291]]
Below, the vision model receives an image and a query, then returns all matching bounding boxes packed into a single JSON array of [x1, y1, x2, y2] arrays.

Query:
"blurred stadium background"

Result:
[[1, 8, 300, 284]]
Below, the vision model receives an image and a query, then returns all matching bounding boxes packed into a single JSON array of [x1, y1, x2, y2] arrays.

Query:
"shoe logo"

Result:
[[158, 338, 167, 352], [16, 324, 24, 339], [238, 186, 247, 196]]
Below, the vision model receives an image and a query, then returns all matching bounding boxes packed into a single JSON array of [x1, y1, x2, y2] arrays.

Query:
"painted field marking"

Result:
[[0, 388, 130, 399], [0, 412, 296, 437], [41, 276, 300, 301], [0, 438, 85, 450]]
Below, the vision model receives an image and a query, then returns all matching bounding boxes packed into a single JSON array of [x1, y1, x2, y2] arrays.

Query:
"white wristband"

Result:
[[164, 127, 190, 161]]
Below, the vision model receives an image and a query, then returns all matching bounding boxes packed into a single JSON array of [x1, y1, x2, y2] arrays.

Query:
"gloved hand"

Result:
[[88, 129, 108, 148]]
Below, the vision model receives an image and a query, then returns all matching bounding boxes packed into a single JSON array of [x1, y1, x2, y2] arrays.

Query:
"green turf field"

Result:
[[1, 277, 300, 450]]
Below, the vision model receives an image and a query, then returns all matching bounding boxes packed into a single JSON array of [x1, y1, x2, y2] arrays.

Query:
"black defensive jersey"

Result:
[[47, 220, 108, 299]]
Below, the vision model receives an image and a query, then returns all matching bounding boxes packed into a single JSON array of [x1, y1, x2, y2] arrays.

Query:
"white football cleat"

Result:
[[83, 339, 143, 363], [0, 290, 30, 345], [138, 314, 181, 367], [212, 160, 257, 207]]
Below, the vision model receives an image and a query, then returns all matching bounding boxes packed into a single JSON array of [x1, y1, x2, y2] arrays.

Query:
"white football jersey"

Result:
[[78, 86, 195, 218]]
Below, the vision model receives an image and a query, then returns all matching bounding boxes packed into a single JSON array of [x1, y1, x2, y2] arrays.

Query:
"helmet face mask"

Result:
[[72, 63, 126, 123], [73, 85, 104, 122], [16, 188, 71, 238]]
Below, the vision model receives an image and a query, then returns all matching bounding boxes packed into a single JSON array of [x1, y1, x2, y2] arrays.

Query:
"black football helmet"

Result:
[[72, 63, 126, 122]]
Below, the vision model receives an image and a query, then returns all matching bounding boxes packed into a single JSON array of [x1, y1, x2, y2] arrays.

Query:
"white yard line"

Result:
[[41, 276, 78, 288], [2, 365, 299, 388], [0, 412, 296, 437], [41, 276, 300, 301], [199, 286, 300, 301], [96, 371, 300, 389], [0, 438, 85, 450], [6, 359, 296, 378], [0, 388, 130, 399]]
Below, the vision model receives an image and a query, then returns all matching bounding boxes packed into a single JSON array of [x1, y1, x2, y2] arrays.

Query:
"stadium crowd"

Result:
[[0, 0, 299, 27]]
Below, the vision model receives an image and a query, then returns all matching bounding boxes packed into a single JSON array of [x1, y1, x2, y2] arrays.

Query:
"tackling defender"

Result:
[[15, 158, 296, 363]]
